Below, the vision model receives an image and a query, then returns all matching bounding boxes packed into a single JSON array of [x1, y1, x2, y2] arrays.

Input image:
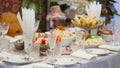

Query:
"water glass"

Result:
[[23, 32, 34, 54], [29, 43, 40, 59], [0, 37, 10, 52], [75, 28, 84, 50], [90, 28, 98, 35], [46, 44, 61, 58], [75, 28, 83, 40], [46, 35, 61, 59], [79, 39, 85, 50], [0, 23, 10, 37]]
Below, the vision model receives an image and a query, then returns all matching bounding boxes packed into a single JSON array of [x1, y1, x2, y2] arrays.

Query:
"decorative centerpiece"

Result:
[[33, 33, 49, 55], [39, 38, 49, 55]]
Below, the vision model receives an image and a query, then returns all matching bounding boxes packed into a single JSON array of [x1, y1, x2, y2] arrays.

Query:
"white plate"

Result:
[[4, 55, 33, 64], [47, 57, 77, 66], [85, 48, 110, 55]]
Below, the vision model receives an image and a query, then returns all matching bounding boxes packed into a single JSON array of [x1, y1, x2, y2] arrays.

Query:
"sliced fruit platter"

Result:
[[82, 34, 105, 47]]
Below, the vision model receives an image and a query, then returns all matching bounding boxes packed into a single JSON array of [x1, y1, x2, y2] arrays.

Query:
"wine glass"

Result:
[[112, 28, 120, 46], [0, 23, 10, 38], [0, 23, 10, 52], [47, 35, 57, 58]]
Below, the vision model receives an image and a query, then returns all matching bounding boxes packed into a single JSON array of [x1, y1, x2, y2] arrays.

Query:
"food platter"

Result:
[[71, 14, 103, 29]]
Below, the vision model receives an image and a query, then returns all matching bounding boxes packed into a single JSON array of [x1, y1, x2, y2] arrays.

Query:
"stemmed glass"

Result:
[[46, 35, 62, 64], [0, 23, 10, 51], [75, 27, 84, 50], [111, 27, 120, 46], [0, 23, 10, 38], [47, 35, 57, 58]]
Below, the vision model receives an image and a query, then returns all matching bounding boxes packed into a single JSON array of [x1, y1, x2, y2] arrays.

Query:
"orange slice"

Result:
[[56, 35, 61, 44]]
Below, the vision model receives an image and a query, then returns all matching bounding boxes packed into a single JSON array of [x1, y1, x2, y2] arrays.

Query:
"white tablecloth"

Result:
[[0, 53, 120, 68], [65, 54, 120, 68]]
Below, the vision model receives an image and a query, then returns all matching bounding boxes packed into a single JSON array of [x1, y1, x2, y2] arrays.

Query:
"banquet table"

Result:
[[0, 52, 120, 68]]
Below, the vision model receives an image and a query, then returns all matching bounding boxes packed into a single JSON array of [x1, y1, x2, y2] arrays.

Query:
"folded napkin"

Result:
[[17, 62, 54, 68], [71, 49, 97, 60], [85, 1, 102, 20], [99, 45, 120, 52], [5, 36, 18, 43]]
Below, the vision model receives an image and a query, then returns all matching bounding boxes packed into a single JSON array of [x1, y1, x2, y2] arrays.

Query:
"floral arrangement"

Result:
[[39, 38, 50, 52], [32, 32, 61, 55], [32, 33, 49, 53]]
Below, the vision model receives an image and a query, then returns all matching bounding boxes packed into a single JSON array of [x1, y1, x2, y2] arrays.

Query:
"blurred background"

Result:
[[0, 0, 120, 38]]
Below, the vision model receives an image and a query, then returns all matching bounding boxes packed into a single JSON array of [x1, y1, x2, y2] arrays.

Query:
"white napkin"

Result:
[[71, 49, 97, 60], [16, 62, 54, 68], [5, 36, 18, 43], [17, 8, 38, 34], [85, 1, 102, 20], [99, 45, 120, 52]]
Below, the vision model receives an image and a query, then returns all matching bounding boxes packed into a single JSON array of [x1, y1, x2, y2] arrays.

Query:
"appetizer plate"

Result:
[[47, 57, 77, 66], [85, 48, 111, 56]]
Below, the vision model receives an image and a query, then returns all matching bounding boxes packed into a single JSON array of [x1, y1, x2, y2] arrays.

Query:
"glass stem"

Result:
[[2, 34, 6, 38]]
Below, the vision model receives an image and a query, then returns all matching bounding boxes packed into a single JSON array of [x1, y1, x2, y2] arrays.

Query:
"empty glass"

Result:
[[46, 35, 61, 59], [23, 32, 34, 54], [0, 23, 10, 37], [75, 27, 84, 50], [29, 43, 40, 59], [47, 35, 56, 57], [0, 36, 10, 52], [90, 28, 98, 35], [0, 23, 10, 52]]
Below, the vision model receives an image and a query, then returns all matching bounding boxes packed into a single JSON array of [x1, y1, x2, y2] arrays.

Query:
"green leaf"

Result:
[[40, 45, 50, 50], [28, 2, 39, 14], [21, 0, 29, 8]]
